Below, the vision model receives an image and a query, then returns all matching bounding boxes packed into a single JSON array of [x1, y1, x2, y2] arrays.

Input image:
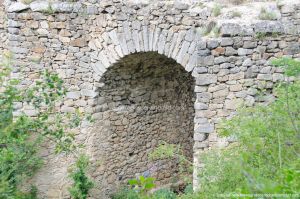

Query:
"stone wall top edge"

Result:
[[5, 0, 193, 13], [5, 0, 300, 13], [4, 0, 300, 37]]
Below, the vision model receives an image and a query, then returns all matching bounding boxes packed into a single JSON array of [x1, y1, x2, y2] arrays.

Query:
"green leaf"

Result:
[[128, 179, 139, 186]]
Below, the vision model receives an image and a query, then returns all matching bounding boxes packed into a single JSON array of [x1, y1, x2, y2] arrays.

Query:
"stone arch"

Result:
[[86, 27, 210, 197], [88, 27, 200, 78]]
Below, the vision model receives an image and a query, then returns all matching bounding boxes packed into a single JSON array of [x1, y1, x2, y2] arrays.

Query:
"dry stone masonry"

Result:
[[90, 52, 195, 197], [0, 0, 300, 198]]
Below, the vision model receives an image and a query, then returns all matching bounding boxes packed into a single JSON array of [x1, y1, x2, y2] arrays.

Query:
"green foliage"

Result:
[[0, 52, 84, 197], [255, 32, 267, 39], [149, 142, 192, 183], [112, 188, 178, 199], [128, 176, 156, 194], [112, 176, 156, 199], [255, 32, 281, 40], [149, 141, 177, 160], [111, 188, 140, 199], [68, 155, 94, 199], [152, 189, 176, 199], [212, 4, 222, 17], [183, 184, 193, 194], [272, 57, 300, 77], [196, 58, 300, 198]]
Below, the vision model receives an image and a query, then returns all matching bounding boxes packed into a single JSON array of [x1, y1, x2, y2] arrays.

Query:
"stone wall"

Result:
[[90, 52, 194, 197], [0, 0, 7, 59], [2, 0, 300, 198]]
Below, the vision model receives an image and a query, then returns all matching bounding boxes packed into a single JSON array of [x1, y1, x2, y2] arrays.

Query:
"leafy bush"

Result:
[[128, 176, 156, 194], [0, 52, 84, 197], [112, 187, 177, 199], [196, 57, 300, 198], [149, 142, 192, 183], [183, 184, 193, 194], [111, 188, 140, 199], [68, 155, 94, 199], [152, 189, 176, 199]]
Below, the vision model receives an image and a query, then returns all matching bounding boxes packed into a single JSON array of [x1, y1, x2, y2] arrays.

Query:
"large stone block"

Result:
[[220, 23, 242, 36], [196, 74, 217, 85], [8, 2, 29, 12]]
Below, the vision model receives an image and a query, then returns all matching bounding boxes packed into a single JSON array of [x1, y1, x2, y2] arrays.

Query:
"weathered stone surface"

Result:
[[254, 21, 284, 33], [238, 48, 253, 55], [220, 38, 233, 46], [174, 1, 189, 10], [2, 0, 300, 198], [194, 102, 208, 110], [37, 28, 49, 35], [283, 43, 300, 55], [196, 74, 217, 85], [51, 2, 77, 13], [195, 123, 214, 133], [225, 47, 238, 55], [194, 133, 208, 141], [281, 4, 295, 14], [70, 38, 87, 47], [30, 1, 49, 12], [225, 98, 243, 110], [8, 2, 29, 12], [54, 53, 67, 61], [257, 74, 272, 81], [81, 89, 98, 97], [197, 55, 214, 66], [243, 41, 257, 49], [66, 91, 81, 99], [220, 23, 242, 36], [207, 40, 219, 49], [91, 61, 106, 74]]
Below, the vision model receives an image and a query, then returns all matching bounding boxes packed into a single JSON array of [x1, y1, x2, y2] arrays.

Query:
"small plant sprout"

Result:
[[69, 155, 94, 199], [212, 4, 222, 17], [128, 176, 156, 194]]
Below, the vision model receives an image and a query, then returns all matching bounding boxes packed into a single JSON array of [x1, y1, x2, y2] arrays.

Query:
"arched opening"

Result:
[[90, 52, 195, 196]]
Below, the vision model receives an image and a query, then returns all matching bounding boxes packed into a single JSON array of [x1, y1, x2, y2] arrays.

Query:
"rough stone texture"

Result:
[[0, 0, 7, 60], [0, 0, 300, 198], [90, 53, 194, 197]]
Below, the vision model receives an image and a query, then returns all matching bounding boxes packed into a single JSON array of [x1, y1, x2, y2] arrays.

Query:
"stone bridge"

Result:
[[1, 0, 300, 198]]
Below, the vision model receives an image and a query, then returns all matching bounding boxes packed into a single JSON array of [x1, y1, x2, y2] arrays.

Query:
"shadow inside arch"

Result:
[[90, 51, 196, 197]]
